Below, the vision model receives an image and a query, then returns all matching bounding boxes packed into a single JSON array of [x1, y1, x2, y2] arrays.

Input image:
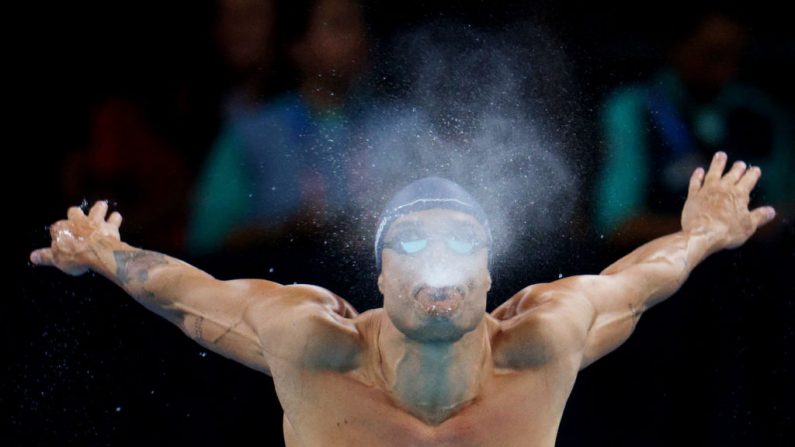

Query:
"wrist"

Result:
[[682, 224, 726, 259], [85, 233, 133, 275]]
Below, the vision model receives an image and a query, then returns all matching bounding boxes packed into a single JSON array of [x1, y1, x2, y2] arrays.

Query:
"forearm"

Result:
[[576, 153, 775, 368], [600, 227, 719, 309], [87, 234, 214, 323]]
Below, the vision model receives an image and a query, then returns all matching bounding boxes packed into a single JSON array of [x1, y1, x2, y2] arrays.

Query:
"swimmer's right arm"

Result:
[[30, 201, 363, 375]]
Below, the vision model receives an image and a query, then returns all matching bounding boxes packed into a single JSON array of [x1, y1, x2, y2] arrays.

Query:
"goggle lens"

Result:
[[447, 238, 475, 254], [400, 239, 428, 254], [395, 237, 478, 255]]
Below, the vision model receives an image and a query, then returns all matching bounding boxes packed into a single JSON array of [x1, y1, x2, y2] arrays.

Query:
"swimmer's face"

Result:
[[378, 209, 491, 343]]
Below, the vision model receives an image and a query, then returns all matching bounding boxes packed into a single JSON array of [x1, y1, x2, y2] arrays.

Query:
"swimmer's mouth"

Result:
[[412, 285, 466, 301], [412, 285, 466, 316]]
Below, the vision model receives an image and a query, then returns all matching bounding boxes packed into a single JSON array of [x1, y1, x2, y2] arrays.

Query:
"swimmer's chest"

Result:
[[273, 365, 573, 447]]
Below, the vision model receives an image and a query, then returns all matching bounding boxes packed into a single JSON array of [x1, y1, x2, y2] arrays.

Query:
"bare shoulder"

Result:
[[491, 277, 597, 321], [244, 283, 368, 372], [490, 278, 597, 369]]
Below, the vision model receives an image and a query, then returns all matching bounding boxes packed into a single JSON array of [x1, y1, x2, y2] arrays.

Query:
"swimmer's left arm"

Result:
[[561, 230, 716, 370], [573, 152, 776, 369], [495, 152, 777, 370]]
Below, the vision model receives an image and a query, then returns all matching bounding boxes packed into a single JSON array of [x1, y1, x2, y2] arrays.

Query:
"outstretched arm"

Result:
[[577, 151, 776, 368], [30, 201, 361, 375], [494, 152, 776, 370]]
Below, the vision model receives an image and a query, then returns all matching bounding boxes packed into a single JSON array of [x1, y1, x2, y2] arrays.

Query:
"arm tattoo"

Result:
[[193, 316, 204, 339], [114, 250, 168, 285]]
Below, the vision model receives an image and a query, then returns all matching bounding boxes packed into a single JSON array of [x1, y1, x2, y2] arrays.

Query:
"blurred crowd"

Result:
[[56, 0, 793, 294], [22, 1, 795, 445]]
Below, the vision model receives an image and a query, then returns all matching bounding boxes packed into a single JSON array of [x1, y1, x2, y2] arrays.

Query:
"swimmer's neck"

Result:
[[376, 314, 493, 423]]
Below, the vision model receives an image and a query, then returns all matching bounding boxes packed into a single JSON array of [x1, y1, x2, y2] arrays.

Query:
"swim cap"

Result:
[[374, 177, 492, 271]]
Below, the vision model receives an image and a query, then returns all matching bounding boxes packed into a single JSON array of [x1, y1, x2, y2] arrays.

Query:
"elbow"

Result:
[[587, 305, 641, 354]]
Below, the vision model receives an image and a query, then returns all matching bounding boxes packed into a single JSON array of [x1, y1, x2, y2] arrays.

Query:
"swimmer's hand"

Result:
[[30, 200, 123, 276], [681, 151, 776, 253]]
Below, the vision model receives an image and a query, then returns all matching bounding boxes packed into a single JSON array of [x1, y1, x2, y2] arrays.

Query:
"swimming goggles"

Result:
[[384, 232, 486, 256]]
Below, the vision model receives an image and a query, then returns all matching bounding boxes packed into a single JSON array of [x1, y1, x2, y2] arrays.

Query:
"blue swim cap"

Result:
[[374, 177, 492, 271]]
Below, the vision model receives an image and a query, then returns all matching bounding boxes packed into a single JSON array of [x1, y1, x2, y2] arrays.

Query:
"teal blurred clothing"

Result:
[[186, 91, 357, 255], [594, 69, 794, 235]]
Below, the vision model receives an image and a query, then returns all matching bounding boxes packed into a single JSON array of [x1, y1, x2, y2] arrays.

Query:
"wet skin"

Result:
[[31, 152, 776, 446]]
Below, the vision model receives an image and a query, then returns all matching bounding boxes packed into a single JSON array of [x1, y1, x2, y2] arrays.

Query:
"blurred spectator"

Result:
[[59, 2, 239, 256], [186, 0, 370, 255], [214, 0, 281, 120], [62, 98, 192, 254], [593, 11, 794, 248]]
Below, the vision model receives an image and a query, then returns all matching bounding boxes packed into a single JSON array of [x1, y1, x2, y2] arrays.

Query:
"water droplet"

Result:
[[199, 351, 207, 358], [115, 406, 122, 412]]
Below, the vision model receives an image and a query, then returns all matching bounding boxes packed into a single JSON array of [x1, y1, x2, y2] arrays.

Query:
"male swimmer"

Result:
[[31, 151, 775, 446]]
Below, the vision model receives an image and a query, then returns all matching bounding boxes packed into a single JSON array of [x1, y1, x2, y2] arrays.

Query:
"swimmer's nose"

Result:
[[422, 238, 451, 258], [413, 241, 458, 271]]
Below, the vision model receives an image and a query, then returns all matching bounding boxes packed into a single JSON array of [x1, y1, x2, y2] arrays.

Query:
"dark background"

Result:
[[7, 0, 794, 446]]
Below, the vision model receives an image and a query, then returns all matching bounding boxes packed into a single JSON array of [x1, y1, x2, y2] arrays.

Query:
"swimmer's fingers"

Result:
[[88, 200, 109, 223], [737, 165, 762, 195], [108, 211, 123, 229], [67, 206, 87, 221], [49, 220, 67, 240], [30, 248, 55, 267], [722, 160, 747, 185], [750, 206, 776, 229], [688, 167, 705, 197], [704, 151, 727, 185]]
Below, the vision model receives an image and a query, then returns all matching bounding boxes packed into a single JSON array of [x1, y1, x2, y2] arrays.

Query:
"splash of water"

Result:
[[347, 21, 582, 271]]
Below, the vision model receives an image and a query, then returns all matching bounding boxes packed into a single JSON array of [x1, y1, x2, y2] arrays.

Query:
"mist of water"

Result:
[[343, 21, 584, 276]]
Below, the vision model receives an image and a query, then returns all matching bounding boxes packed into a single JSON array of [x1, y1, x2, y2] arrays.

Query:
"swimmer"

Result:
[[30, 151, 775, 446]]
